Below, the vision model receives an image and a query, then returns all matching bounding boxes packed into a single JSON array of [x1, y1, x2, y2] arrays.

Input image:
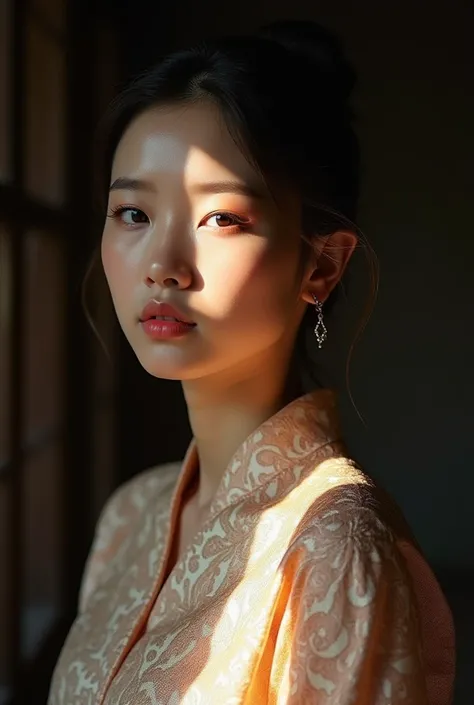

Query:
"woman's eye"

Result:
[[204, 212, 247, 229], [108, 207, 149, 226]]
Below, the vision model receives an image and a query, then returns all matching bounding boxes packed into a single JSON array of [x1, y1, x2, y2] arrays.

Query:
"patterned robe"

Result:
[[49, 389, 455, 704]]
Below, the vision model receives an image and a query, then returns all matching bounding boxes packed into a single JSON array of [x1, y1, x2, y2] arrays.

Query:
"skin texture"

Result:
[[102, 100, 357, 517]]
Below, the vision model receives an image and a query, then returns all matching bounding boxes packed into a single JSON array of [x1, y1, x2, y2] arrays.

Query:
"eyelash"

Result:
[[107, 206, 250, 232], [107, 205, 148, 226]]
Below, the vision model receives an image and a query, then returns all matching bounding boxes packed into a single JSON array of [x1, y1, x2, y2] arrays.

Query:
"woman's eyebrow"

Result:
[[109, 177, 267, 200], [109, 177, 156, 193], [190, 179, 266, 199]]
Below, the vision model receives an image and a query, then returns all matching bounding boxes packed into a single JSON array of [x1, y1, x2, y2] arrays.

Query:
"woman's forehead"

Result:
[[113, 104, 253, 176]]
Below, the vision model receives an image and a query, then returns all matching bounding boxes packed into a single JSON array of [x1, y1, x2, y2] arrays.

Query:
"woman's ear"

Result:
[[301, 230, 358, 304]]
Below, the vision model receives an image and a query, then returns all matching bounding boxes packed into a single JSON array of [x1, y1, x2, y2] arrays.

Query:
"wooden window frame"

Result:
[[0, 2, 120, 703]]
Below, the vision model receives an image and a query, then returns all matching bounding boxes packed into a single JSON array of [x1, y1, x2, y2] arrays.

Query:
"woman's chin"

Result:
[[147, 369, 183, 381], [135, 350, 202, 382], [139, 360, 186, 381]]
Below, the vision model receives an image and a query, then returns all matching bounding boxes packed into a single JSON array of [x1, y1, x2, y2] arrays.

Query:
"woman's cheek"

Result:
[[101, 237, 133, 314], [205, 243, 292, 327], [198, 241, 270, 314]]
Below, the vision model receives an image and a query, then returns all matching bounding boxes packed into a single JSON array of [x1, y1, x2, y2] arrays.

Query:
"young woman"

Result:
[[49, 20, 455, 705]]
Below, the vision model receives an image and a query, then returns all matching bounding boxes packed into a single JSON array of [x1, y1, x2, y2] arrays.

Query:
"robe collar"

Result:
[[175, 388, 341, 523]]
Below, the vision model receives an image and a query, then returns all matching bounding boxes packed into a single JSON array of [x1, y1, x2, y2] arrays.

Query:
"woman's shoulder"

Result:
[[78, 460, 182, 612], [282, 448, 430, 587], [293, 456, 394, 551], [302, 451, 419, 547], [292, 453, 456, 701], [102, 460, 182, 518], [287, 453, 432, 618], [95, 459, 183, 540]]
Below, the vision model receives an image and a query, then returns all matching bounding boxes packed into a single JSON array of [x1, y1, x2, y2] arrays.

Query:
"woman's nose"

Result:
[[144, 260, 193, 290]]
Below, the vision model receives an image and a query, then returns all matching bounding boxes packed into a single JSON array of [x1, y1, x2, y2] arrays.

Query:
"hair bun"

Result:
[[257, 20, 356, 103]]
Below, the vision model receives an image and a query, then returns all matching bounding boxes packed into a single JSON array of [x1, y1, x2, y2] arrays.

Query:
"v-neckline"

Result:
[[162, 461, 201, 586]]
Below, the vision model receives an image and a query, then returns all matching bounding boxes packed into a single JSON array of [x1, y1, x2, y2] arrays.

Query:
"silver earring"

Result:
[[312, 295, 327, 349]]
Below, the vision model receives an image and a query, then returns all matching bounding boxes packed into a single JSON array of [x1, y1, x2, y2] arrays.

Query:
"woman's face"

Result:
[[102, 101, 311, 382]]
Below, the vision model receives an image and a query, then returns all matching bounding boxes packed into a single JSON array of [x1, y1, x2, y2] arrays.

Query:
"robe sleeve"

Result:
[[77, 485, 126, 614], [77, 475, 146, 614], [77, 463, 180, 614], [269, 507, 429, 705]]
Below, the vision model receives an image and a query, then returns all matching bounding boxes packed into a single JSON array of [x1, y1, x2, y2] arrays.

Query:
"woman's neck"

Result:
[[182, 354, 303, 512]]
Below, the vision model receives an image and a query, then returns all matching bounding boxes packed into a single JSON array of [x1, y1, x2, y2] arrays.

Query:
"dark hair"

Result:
[[93, 20, 377, 395]]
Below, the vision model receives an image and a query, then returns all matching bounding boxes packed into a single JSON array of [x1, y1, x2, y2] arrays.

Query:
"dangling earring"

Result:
[[312, 295, 327, 349]]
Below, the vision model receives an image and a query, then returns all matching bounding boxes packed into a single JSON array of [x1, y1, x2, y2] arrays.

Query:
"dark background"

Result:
[[0, 0, 472, 703]]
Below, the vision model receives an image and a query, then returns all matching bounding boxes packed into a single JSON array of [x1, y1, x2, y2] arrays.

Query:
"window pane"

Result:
[[0, 0, 11, 181], [0, 483, 11, 700], [21, 441, 62, 658], [0, 229, 11, 465], [32, 0, 65, 33], [25, 19, 65, 205], [22, 233, 65, 446], [92, 405, 116, 520]]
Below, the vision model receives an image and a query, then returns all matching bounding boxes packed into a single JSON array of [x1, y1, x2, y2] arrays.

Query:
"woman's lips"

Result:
[[139, 301, 196, 340], [140, 318, 196, 340], [139, 300, 196, 325], [140, 299, 196, 326]]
